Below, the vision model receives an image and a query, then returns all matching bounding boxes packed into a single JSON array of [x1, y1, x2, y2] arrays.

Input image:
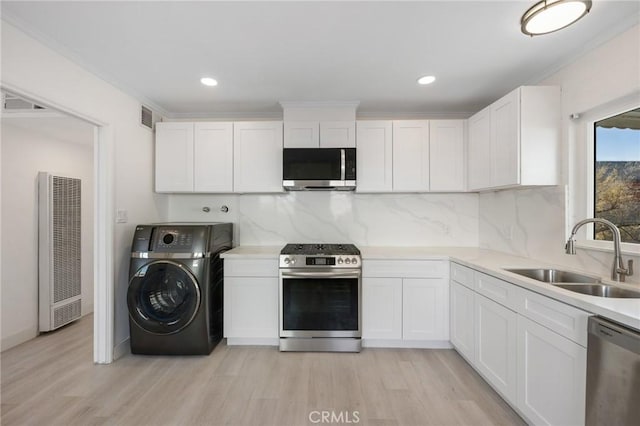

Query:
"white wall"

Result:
[[167, 192, 480, 247], [479, 25, 640, 285], [1, 21, 169, 357], [1, 117, 94, 350]]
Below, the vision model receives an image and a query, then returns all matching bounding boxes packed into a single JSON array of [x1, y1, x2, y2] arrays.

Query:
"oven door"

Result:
[[279, 269, 361, 338]]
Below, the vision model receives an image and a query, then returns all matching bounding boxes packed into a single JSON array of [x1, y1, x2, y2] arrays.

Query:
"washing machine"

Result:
[[127, 223, 232, 355]]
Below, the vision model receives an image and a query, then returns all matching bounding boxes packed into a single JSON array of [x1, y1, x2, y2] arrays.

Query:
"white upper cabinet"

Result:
[[429, 119, 465, 191], [283, 121, 319, 148], [320, 121, 356, 147], [155, 122, 194, 192], [392, 120, 430, 192], [233, 121, 283, 193], [356, 120, 393, 192], [283, 121, 355, 148], [467, 107, 492, 191], [467, 86, 560, 191], [156, 121, 233, 193], [194, 122, 234, 192]]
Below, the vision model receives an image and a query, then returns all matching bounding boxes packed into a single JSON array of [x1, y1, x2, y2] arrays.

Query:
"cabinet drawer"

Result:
[[451, 263, 474, 289], [474, 272, 520, 311], [363, 260, 447, 278], [224, 259, 279, 277], [518, 288, 590, 346]]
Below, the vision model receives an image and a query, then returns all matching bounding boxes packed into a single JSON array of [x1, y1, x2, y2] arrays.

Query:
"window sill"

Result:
[[575, 240, 640, 257]]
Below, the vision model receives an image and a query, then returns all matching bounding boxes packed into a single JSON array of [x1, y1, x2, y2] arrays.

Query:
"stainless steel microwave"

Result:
[[283, 148, 356, 191]]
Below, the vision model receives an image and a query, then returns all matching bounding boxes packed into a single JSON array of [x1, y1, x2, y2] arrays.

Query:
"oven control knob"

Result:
[[351, 257, 358, 264], [345, 258, 351, 264], [290, 258, 295, 265], [337, 258, 344, 264], [284, 257, 291, 265]]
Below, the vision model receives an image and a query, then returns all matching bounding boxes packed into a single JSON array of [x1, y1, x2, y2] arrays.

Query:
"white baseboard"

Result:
[[226, 337, 279, 346], [362, 339, 453, 349], [1, 327, 38, 352], [113, 337, 131, 360]]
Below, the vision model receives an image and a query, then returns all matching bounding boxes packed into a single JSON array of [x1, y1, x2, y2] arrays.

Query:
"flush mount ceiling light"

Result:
[[200, 77, 218, 87], [521, 0, 592, 36], [417, 75, 436, 85]]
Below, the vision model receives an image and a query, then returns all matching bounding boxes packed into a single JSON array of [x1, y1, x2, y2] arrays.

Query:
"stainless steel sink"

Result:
[[505, 268, 601, 284], [553, 284, 640, 299]]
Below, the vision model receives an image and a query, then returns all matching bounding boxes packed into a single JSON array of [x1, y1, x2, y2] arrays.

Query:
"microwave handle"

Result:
[[340, 149, 346, 180]]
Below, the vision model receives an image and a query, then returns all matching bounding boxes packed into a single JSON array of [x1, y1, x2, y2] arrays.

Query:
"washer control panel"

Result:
[[150, 226, 209, 253]]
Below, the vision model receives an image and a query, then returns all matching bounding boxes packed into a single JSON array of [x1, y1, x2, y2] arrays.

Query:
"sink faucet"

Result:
[[565, 218, 634, 282]]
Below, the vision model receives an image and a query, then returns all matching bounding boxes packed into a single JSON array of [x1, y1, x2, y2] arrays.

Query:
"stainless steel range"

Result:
[[279, 243, 362, 352]]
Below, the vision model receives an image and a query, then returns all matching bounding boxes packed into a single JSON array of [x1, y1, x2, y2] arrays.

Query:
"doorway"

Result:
[[1, 91, 96, 350]]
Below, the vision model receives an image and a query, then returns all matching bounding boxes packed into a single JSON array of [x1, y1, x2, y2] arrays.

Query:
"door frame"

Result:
[[2, 82, 115, 363]]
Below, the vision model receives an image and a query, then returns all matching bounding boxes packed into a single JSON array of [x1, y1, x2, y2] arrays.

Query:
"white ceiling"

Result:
[[2, 1, 639, 118]]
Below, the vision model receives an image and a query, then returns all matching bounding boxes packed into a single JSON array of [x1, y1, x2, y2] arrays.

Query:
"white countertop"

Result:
[[221, 245, 640, 331]]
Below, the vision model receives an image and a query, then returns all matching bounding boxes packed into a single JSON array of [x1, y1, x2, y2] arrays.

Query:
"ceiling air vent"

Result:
[[141, 105, 154, 130], [3, 92, 47, 111]]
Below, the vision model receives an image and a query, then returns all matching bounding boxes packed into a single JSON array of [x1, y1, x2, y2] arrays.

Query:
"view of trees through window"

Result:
[[594, 107, 640, 244]]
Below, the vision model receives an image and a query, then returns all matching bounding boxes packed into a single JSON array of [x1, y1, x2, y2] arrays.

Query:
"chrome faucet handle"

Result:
[[626, 259, 633, 277]]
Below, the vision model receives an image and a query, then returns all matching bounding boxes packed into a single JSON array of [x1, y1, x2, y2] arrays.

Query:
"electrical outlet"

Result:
[[116, 209, 128, 223]]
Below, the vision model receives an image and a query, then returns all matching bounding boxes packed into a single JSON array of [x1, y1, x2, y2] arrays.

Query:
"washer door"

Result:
[[127, 260, 201, 335]]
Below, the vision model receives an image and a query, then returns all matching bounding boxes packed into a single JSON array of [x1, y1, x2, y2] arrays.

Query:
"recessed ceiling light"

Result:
[[200, 77, 218, 87], [417, 75, 436, 85], [521, 0, 592, 36]]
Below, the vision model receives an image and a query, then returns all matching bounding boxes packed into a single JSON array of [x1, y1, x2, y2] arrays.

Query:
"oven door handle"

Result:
[[281, 270, 361, 278]]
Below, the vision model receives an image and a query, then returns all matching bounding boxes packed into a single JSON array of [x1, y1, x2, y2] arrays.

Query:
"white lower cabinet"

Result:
[[223, 259, 279, 344], [362, 260, 449, 347], [475, 293, 518, 404], [449, 280, 475, 362], [449, 263, 589, 426], [517, 316, 586, 426], [362, 278, 402, 339], [402, 278, 448, 341]]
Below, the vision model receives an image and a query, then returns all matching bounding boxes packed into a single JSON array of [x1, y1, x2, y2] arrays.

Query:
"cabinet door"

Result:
[[517, 316, 586, 426], [223, 277, 278, 338], [284, 121, 319, 148], [491, 89, 520, 187], [475, 293, 517, 404], [402, 278, 448, 341], [155, 122, 194, 192], [320, 121, 356, 148], [356, 121, 393, 192], [362, 277, 402, 340], [233, 121, 283, 192], [392, 120, 430, 191], [194, 122, 233, 192], [429, 120, 465, 191], [467, 107, 491, 191], [450, 280, 475, 362]]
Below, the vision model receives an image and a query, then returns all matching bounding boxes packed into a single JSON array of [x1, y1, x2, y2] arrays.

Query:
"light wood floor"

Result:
[[1, 315, 525, 426]]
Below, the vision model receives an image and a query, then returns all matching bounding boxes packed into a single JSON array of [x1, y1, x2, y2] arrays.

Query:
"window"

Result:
[[593, 108, 640, 244]]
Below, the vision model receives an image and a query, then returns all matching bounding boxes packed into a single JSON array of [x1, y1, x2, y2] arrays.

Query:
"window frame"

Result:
[[571, 95, 640, 255]]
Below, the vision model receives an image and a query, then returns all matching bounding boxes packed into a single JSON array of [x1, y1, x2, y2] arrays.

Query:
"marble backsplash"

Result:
[[479, 186, 640, 285], [167, 191, 480, 247]]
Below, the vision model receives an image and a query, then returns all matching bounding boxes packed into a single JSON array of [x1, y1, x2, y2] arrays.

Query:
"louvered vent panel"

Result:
[[53, 299, 82, 329], [141, 105, 153, 129], [52, 176, 82, 303], [39, 173, 82, 332]]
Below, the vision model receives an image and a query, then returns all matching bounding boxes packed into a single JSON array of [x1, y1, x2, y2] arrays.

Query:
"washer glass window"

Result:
[[127, 261, 201, 334]]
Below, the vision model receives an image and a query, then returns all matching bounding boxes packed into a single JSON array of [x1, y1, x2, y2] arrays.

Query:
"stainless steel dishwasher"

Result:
[[586, 316, 640, 426]]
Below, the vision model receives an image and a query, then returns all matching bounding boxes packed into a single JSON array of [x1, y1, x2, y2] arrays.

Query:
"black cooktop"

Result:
[[280, 243, 360, 256]]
